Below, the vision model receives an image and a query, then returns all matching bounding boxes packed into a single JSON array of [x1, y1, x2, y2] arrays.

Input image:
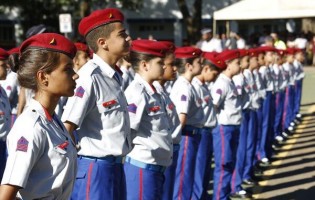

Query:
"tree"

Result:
[[176, 0, 202, 45]]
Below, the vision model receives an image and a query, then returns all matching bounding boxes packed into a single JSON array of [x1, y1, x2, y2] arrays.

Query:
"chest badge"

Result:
[[103, 99, 117, 108], [149, 106, 161, 112]]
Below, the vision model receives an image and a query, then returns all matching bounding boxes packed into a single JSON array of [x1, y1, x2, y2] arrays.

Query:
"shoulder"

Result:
[[77, 60, 99, 77], [125, 80, 145, 96], [8, 108, 43, 141]]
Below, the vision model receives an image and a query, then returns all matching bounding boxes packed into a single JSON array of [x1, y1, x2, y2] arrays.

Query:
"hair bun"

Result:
[[8, 53, 20, 73]]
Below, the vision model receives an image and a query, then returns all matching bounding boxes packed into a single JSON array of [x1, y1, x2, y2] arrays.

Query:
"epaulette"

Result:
[[20, 108, 41, 128], [133, 81, 146, 94], [78, 60, 99, 76]]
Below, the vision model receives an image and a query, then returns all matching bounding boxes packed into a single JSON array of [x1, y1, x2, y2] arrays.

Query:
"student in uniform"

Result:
[[256, 46, 276, 166], [282, 48, 296, 138], [191, 52, 224, 200], [210, 50, 242, 200], [170, 47, 204, 200], [150, 41, 181, 200], [230, 49, 252, 199], [0, 48, 11, 182], [272, 50, 287, 145], [293, 48, 305, 122], [61, 8, 132, 200], [242, 49, 262, 186], [0, 33, 78, 200], [123, 39, 172, 200]]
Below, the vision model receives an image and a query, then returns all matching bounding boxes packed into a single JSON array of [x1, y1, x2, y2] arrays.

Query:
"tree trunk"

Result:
[[177, 0, 202, 45]]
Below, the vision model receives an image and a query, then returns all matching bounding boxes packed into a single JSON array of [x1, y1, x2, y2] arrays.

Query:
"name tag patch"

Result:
[[103, 100, 117, 108]]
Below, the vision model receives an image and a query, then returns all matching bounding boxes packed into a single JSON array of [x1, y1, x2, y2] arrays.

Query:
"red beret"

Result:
[[79, 8, 124, 37], [20, 33, 77, 59], [74, 42, 89, 52], [216, 49, 240, 62], [8, 47, 20, 55], [258, 46, 277, 53], [238, 49, 250, 57], [294, 48, 303, 54], [203, 52, 226, 70], [0, 48, 9, 60], [276, 49, 286, 56], [160, 41, 175, 53], [248, 49, 259, 57], [286, 48, 296, 55], [131, 39, 168, 57], [175, 47, 202, 59]]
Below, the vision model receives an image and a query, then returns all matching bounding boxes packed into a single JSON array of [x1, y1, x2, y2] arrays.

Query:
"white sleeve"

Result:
[[2, 122, 45, 188]]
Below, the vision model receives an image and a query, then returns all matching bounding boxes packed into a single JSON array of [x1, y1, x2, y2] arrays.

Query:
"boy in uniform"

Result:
[[61, 8, 132, 200], [211, 50, 242, 200], [191, 52, 224, 200]]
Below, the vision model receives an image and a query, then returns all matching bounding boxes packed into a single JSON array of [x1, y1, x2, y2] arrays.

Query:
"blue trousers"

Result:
[[283, 86, 295, 130], [294, 79, 303, 116], [212, 125, 240, 200], [274, 91, 285, 138], [173, 129, 201, 200], [71, 156, 126, 200], [192, 127, 213, 200], [0, 140, 7, 182], [232, 111, 250, 193], [258, 91, 275, 159], [243, 110, 258, 180], [255, 105, 263, 163], [124, 161, 165, 200], [162, 146, 179, 200]]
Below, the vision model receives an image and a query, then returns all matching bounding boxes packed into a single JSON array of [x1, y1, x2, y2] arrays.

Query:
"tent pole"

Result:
[[213, 18, 217, 34], [226, 20, 230, 36]]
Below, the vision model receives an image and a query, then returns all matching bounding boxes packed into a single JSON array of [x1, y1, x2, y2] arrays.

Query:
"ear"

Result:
[[97, 37, 108, 50], [36, 70, 49, 87], [73, 57, 79, 65], [140, 60, 148, 72], [185, 62, 192, 72]]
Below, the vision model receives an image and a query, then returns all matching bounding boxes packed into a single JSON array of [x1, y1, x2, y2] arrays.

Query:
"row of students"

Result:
[[0, 7, 305, 200]]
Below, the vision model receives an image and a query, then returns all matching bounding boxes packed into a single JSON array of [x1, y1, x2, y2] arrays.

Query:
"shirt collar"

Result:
[[192, 77, 203, 86], [221, 73, 232, 82], [134, 73, 156, 95], [92, 53, 116, 78], [28, 99, 53, 123]]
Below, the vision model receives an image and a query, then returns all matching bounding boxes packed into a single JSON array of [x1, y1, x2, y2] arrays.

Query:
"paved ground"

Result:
[[252, 66, 315, 200]]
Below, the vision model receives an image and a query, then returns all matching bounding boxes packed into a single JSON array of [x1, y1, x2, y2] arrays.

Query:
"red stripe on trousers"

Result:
[[178, 135, 189, 200], [216, 125, 225, 200], [139, 168, 143, 200], [86, 163, 94, 200]]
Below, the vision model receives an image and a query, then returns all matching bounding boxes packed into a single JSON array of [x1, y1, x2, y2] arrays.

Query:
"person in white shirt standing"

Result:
[[196, 28, 223, 53]]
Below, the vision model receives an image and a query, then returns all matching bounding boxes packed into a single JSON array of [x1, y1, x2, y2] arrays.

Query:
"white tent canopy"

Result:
[[214, 0, 315, 20]]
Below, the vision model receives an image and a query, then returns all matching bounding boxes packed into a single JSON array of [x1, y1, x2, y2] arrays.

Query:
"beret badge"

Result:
[[49, 38, 56, 45]]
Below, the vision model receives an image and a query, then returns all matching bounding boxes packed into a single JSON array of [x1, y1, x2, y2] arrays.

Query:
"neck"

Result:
[[196, 74, 204, 83], [182, 72, 194, 82], [34, 91, 59, 116], [97, 52, 119, 68], [158, 79, 166, 86], [222, 70, 233, 79]]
